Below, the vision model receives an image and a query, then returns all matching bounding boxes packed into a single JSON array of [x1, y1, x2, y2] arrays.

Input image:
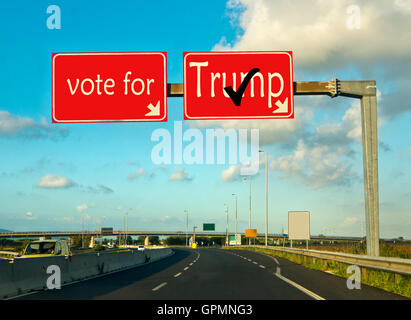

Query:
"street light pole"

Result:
[[81, 214, 85, 248], [243, 177, 252, 245], [224, 203, 229, 245], [259, 149, 269, 247], [184, 210, 188, 247], [232, 193, 238, 235], [193, 226, 198, 245]]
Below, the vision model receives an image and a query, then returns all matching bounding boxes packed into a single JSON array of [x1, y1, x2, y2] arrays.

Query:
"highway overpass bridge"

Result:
[[0, 230, 365, 242]]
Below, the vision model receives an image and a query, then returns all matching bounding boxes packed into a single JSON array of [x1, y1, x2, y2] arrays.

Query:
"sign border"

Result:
[[183, 51, 294, 120], [52, 52, 167, 123]]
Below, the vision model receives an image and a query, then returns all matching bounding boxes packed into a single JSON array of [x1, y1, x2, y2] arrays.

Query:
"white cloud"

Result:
[[0, 110, 68, 139], [36, 174, 75, 189], [0, 111, 35, 135], [128, 168, 147, 180], [169, 167, 192, 181], [216, 1, 411, 69], [269, 140, 356, 188], [221, 165, 242, 182]]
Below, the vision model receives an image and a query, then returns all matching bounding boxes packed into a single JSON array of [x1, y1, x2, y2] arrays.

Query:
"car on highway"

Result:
[[137, 245, 145, 252], [20, 239, 71, 258]]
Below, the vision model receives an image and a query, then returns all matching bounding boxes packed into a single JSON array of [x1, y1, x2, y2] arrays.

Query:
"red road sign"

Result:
[[52, 52, 167, 123], [183, 51, 293, 120]]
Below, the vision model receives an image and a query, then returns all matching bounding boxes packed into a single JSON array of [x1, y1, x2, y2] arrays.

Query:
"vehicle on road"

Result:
[[20, 239, 71, 258], [137, 245, 145, 252]]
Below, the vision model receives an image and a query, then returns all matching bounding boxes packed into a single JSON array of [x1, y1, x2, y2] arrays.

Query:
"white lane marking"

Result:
[[174, 272, 182, 278], [273, 257, 280, 265], [252, 261, 258, 265], [152, 282, 168, 291], [247, 259, 252, 262], [184, 267, 189, 270], [189, 263, 193, 266], [259, 265, 266, 269], [275, 267, 325, 300]]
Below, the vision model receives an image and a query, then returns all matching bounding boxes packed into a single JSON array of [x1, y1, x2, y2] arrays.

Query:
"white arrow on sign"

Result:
[[273, 97, 288, 113], [145, 101, 160, 116]]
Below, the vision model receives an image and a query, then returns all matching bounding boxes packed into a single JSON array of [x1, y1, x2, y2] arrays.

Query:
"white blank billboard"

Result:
[[288, 211, 310, 240]]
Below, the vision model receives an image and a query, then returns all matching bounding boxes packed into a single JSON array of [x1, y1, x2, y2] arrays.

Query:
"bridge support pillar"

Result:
[[144, 236, 150, 246], [89, 236, 95, 248]]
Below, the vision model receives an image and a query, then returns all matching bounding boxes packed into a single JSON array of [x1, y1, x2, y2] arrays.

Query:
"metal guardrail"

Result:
[[238, 245, 411, 276]]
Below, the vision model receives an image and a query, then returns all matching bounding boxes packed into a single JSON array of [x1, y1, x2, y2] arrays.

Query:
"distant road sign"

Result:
[[183, 51, 293, 120], [245, 229, 257, 238], [52, 52, 167, 123], [229, 234, 241, 245], [101, 227, 113, 236], [288, 211, 310, 240], [203, 223, 215, 231]]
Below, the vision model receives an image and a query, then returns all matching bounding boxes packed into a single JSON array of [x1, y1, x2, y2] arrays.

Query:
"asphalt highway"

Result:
[[16, 248, 408, 300]]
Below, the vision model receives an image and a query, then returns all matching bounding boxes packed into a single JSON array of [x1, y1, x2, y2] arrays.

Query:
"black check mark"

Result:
[[224, 68, 260, 106]]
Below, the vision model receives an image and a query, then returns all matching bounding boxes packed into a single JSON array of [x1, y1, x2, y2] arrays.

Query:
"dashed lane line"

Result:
[[152, 282, 168, 292], [174, 273, 182, 278]]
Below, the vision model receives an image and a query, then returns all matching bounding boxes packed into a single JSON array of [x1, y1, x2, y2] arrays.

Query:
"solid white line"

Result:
[[152, 282, 167, 291], [174, 272, 182, 278], [275, 267, 325, 300]]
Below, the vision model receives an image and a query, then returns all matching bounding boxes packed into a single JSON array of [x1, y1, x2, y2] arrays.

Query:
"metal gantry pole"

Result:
[[338, 80, 380, 256], [360, 93, 380, 256]]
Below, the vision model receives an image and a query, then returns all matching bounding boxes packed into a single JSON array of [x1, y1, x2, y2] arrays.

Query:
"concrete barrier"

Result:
[[146, 248, 173, 262], [1, 248, 173, 299], [0, 260, 16, 299]]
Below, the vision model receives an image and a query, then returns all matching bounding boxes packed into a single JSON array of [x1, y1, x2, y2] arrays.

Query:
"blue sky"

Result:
[[0, 0, 410, 238]]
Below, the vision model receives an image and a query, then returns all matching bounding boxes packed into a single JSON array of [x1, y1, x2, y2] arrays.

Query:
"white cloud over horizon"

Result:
[[169, 167, 192, 181], [36, 174, 76, 189], [0, 110, 68, 139]]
